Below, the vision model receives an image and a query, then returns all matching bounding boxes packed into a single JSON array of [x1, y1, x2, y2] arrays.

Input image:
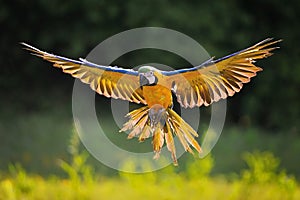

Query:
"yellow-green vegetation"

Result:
[[0, 148, 299, 200]]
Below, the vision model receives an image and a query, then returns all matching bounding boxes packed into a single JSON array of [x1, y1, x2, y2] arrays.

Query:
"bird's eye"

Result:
[[149, 71, 154, 75]]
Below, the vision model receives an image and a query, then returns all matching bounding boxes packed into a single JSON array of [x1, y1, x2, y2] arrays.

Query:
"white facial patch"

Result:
[[144, 71, 156, 84], [146, 75, 156, 84]]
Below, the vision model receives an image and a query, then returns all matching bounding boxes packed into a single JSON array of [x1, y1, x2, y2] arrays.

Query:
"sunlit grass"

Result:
[[0, 149, 299, 200]]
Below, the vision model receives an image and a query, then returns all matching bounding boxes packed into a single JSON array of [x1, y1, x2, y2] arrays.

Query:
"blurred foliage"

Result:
[[0, 151, 299, 200], [58, 130, 95, 186], [239, 151, 298, 200], [242, 151, 296, 186]]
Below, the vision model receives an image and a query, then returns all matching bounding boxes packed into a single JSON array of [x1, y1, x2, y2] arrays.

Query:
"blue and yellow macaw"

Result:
[[22, 38, 280, 165]]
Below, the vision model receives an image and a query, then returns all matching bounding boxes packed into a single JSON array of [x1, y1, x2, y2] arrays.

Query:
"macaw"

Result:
[[22, 38, 280, 165]]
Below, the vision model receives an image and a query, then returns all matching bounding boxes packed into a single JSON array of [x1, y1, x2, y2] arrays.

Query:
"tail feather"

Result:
[[127, 114, 148, 139], [168, 109, 202, 153], [139, 125, 151, 142], [168, 118, 194, 154], [152, 127, 164, 159], [119, 106, 149, 132], [125, 106, 148, 118], [164, 121, 178, 165], [120, 106, 202, 165], [168, 109, 199, 137]]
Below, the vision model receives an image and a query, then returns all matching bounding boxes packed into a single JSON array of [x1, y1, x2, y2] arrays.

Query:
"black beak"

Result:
[[139, 74, 149, 86]]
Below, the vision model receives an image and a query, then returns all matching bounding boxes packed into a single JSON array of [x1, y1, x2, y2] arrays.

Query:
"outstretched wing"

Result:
[[163, 38, 281, 108], [22, 43, 146, 104]]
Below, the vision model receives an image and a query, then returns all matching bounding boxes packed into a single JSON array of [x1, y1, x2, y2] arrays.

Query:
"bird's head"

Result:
[[138, 66, 158, 86]]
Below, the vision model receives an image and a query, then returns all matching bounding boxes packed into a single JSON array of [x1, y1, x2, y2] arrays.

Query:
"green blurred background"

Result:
[[0, 0, 299, 178]]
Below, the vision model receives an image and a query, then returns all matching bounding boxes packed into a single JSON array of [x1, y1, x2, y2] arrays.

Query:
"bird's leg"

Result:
[[148, 104, 166, 130], [148, 104, 167, 158]]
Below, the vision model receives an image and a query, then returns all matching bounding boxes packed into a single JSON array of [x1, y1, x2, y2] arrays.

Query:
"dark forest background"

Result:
[[0, 0, 299, 177]]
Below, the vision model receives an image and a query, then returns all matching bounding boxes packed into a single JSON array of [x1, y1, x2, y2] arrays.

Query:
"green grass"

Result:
[[0, 150, 299, 200]]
